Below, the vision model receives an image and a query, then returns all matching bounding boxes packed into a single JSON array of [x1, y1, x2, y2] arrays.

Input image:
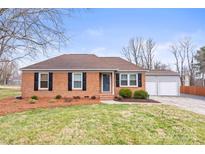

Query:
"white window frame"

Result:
[[38, 72, 49, 90], [72, 72, 83, 90], [120, 73, 138, 87]]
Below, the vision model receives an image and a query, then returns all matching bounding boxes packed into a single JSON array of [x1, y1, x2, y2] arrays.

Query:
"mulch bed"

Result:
[[0, 97, 100, 116], [114, 98, 160, 103]]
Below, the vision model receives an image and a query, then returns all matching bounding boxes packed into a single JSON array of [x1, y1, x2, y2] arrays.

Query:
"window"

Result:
[[73, 72, 82, 89], [120, 73, 138, 87], [120, 74, 128, 86], [39, 73, 49, 89], [129, 74, 137, 86]]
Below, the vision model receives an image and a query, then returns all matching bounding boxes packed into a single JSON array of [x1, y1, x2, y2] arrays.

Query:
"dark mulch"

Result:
[[0, 97, 100, 116], [114, 98, 160, 103]]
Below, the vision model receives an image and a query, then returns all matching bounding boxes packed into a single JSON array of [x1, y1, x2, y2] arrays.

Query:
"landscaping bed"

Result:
[[0, 97, 100, 116]]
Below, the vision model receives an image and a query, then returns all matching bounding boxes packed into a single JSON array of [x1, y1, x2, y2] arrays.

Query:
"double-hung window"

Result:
[[120, 74, 128, 86], [39, 72, 49, 90], [129, 74, 137, 86], [120, 73, 138, 87], [73, 72, 82, 89]]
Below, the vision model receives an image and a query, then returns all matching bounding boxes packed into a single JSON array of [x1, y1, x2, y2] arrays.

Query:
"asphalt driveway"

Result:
[[151, 94, 205, 115]]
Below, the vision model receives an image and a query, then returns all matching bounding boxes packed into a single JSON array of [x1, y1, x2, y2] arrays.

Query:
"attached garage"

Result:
[[145, 70, 180, 96]]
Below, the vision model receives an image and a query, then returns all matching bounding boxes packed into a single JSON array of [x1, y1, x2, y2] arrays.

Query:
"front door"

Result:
[[102, 74, 110, 92]]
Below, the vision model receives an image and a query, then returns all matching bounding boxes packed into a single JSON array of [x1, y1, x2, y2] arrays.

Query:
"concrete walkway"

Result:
[[150, 94, 205, 115], [101, 100, 159, 105]]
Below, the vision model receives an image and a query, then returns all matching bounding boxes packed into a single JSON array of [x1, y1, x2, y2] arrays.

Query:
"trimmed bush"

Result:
[[55, 95, 62, 99], [119, 88, 132, 98], [134, 90, 149, 99], [28, 98, 37, 104], [31, 96, 38, 100], [73, 96, 80, 99], [91, 96, 96, 100]]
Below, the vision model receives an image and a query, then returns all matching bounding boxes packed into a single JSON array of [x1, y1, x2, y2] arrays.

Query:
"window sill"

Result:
[[119, 86, 138, 88], [38, 88, 49, 91], [72, 88, 83, 91]]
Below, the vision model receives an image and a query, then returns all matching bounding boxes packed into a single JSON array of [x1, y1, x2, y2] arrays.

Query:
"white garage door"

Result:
[[146, 82, 157, 95], [158, 82, 178, 96]]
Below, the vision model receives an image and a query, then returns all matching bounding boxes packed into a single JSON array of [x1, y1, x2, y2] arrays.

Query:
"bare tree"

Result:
[[170, 37, 196, 86], [0, 9, 75, 62], [122, 37, 156, 70], [153, 60, 170, 70], [122, 47, 132, 63], [0, 60, 18, 85], [141, 39, 156, 70]]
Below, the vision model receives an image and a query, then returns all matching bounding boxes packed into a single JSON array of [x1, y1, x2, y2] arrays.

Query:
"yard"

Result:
[[0, 104, 204, 144], [0, 87, 21, 100], [0, 87, 205, 144]]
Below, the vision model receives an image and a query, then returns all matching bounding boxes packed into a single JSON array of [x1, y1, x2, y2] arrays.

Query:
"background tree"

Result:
[[0, 9, 78, 85], [122, 37, 156, 70], [153, 60, 171, 70], [195, 46, 205, 86], [0, 9, 74, 62], [0, 60, 18, 85], [170, 37, 196, 86]]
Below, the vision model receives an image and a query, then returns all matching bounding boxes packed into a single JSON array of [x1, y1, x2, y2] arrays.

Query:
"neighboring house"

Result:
[[145, 70, 180, 96], [21, 54, 146, 100]]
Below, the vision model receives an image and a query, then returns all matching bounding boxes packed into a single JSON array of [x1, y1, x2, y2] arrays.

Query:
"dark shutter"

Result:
[[68, 72, 72, 91], [82, 72, 86, 91], [138, 73, 142, 87], [48, 72, 53, 91], [116, 73, 119, 87], [34, 72, 39, 91]]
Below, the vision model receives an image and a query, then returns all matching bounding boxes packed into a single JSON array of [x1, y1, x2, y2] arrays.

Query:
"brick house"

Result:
[[21, 54, 146, 100]]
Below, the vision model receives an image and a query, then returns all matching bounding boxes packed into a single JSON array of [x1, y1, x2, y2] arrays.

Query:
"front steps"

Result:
[[99, 94, 114, 100]]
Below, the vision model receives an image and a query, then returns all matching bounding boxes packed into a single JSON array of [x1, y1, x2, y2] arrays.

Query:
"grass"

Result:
[[0, 87, 21, 100], [0, 104, 204, 144]]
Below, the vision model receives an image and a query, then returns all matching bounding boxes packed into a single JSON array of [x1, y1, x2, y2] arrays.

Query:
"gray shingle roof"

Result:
[[21, 54, 145, 71], [146, 70, 179, 76]]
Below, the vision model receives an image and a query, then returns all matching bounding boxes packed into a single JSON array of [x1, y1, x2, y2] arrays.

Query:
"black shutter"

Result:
[[68, 72, 72, 91], [138, 73, 142, 87], [82, 72, 86, 91], [116, 73, 119, 87], [48, 72, 53, 91], [34, 72, 39, 91]]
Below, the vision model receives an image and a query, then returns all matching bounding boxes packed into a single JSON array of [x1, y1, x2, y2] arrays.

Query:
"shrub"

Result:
[[48, 99, 56, 103], [133, 90, 149, 99], [119, 88, 132, 98], [73, 96, 80, 99], [16, 96, 22, 100], [84, 96, 89, 99], [28, 98, 37, 104], [31, 95, 38, 100], [91, 96, 96, 100], [55, 95, 62, 99]]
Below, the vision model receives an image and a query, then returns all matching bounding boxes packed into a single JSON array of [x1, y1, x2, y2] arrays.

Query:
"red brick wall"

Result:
[[21, 71, 145, 98], [21, 71, 100, 98]]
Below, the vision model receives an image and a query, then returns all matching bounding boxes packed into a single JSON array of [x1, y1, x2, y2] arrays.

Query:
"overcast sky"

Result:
[[21, 8, 205, 71]]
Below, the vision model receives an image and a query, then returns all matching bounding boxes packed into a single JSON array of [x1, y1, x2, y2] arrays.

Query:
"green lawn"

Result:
[[0, 87, 21, 100], [0, 104, 204, 144]]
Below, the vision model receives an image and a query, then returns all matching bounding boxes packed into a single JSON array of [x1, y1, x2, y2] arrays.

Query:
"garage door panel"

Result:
[[146, 82, 157, 96], [158, 82, 178, 96]]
